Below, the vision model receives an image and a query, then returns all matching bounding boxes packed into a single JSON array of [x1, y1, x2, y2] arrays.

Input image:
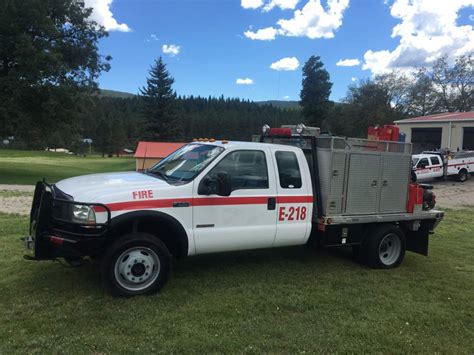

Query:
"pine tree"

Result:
[[140, 57, 182, 141], [300, 56, 333, 127]]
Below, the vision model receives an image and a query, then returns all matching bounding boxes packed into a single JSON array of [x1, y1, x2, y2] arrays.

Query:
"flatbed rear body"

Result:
[[262, 133, 443, 255]]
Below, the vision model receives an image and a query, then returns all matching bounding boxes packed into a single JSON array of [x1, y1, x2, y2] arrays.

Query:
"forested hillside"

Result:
[[76, 95, 302, 156]]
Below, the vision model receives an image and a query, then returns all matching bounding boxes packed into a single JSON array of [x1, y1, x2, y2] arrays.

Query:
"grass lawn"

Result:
[[0, 149, 135, 185], [0, 210, 473, 353]]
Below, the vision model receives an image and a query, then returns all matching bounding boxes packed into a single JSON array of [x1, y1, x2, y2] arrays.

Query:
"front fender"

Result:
[[110, 210, 190, 258]]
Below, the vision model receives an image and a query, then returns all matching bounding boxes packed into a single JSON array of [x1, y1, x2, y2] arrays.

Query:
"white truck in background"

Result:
[[413, 151, 474, 182]]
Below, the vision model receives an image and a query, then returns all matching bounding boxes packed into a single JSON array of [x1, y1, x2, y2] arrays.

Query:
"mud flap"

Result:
[[406, 229, 429, 256]]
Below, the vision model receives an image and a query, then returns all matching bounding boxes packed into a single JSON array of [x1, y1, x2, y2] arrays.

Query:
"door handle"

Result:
[[267, 197, 276, 210], [371, 180, 378, 187]]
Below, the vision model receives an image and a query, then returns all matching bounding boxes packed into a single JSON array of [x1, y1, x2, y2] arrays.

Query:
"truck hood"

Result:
[[55, 171, 171, 202]]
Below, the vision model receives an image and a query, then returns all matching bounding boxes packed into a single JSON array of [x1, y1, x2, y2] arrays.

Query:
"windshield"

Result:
[[147, 144, 224, 183], [412, 157, 419, 166]]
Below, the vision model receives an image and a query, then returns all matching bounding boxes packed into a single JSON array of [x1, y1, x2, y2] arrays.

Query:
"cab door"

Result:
[[429, 155, 443, 178], [415, 157, 431, 181], [192, 148, 278, 254], [272, 149, 313, 247]]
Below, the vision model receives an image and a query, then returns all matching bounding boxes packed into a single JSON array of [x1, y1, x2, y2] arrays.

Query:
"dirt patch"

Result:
[[428, 178, 474, 210], [0, 195, 33, 215], [0, 185, 34, 215], [0, 184, 35, 192]]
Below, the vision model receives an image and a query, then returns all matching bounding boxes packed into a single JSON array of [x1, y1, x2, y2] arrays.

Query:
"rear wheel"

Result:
[[101, 233, 171, 297], [367, 225, 405, 269], [458, 169, 468, 182]]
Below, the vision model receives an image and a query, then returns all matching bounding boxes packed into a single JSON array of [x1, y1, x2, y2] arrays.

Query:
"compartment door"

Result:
[[344, 154, 381, 214], [379, 156, 410, 213]]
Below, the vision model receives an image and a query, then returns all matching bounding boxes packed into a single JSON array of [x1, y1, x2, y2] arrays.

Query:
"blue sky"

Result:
[[89, 0, 474, 102]]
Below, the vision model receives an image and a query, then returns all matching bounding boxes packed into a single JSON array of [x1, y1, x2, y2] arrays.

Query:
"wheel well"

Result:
[[360, 223, 399, 244], [110, 211, 189, 258]]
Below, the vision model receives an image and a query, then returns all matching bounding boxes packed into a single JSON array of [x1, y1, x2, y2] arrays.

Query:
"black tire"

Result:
[[101, 233, 171, 297], [458, 169, 468, 182], [366, 225, 406, 269]]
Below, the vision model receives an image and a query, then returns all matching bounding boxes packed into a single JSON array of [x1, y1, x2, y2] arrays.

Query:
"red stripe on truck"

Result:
[[93, 195, 313, 212]]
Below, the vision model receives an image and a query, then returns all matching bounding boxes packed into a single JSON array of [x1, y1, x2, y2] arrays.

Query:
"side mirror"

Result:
[[216, 172, 232, 196], [198, 172, 232, 196], [198, 176, 216, 195]]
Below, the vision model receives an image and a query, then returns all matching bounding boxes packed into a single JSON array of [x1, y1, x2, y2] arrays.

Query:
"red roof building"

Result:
[[134, 141, 186, 171], [394, 111, 474, 153], [394, 111, 474, 123]]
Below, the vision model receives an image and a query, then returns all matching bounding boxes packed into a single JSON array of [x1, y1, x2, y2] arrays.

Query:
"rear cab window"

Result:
[[430, 156, 441, 165], [275, 151, 302, 189]]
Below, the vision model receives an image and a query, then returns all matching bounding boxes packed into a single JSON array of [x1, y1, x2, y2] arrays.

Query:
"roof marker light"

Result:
[[269, 128, 292, 137]]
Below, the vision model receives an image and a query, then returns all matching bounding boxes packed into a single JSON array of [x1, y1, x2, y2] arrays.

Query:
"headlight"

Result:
[[262, 124, 271, 135], [296, 123, 306, 134], [72, 205, 96, 224]]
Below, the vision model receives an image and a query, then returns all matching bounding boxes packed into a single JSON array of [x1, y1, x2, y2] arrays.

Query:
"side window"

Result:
[[417, 158, 429, 168], [430, 156, 441, 165], [207, 150, 269, 191], [275, 151, 302, 189]]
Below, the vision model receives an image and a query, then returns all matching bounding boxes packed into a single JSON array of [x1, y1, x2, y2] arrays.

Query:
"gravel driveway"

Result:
[[1, 179, 473, 216]]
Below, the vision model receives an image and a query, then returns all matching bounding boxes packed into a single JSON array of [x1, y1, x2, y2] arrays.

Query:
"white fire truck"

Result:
[[24, 125, 444, 296], [413, 151, 474, 182]]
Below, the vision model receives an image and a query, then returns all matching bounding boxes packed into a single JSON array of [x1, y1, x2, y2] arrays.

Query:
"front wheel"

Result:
[[458, 169, 468, 182], [367, 225, 406, 269], [101, 233, 171, 297]]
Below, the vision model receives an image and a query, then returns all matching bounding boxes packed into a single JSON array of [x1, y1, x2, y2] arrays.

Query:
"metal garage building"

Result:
[[394, 112, 474, 153]]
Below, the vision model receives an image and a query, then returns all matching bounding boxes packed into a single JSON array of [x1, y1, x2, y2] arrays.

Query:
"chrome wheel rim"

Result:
[[378, 233, 401, 266], [114, 247, 160, 292]]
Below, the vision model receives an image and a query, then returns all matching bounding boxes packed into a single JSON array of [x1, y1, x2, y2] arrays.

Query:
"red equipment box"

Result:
[[407, 183, 423, 213], [367, 125, 400, 141]]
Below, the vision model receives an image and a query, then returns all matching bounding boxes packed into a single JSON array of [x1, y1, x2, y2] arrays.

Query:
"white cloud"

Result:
[[283, 95, 291, 99], [162, 44, 181, 57], [336, 58, 360, 67], [84, 0, 130, 32], [242, 0, 264, 9], [351, 77, 357, 82], [145, 34, 159, 42], [244, 0, 350, 40], [241, 0, 298, 10], [263, 0, 300, 11], [363, 0, 474, 74], [270, 57, 300, 71], [236, 78, 254, 85], [244, 27, 278, 40]]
